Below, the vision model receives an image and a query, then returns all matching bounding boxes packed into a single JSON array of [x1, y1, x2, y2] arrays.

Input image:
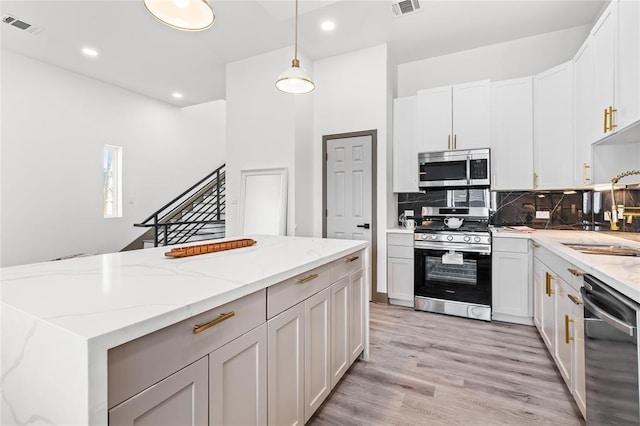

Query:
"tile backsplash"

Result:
[[398, 189, 640, 232]]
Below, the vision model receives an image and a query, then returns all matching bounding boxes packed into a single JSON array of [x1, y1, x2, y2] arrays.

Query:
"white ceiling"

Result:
[[1, 0, 606, 107]]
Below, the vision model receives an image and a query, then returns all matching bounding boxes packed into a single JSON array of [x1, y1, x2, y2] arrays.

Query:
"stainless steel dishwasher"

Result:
[[581, 274, 640, 425]]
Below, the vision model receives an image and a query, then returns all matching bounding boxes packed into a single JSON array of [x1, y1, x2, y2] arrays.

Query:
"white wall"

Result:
[[398, 25, 590, 96], [0, 49, 226, 267], [224, 47, 313, 238], [313, 44, 391, 294]]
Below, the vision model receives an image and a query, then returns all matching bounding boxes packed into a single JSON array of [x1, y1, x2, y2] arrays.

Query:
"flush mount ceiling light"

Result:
[[143, 0, 215, 31], [275, 0, 315, 94], [81, 46, 99, 58], [172, 91, 184, 99], [321, 21, 335, 31]]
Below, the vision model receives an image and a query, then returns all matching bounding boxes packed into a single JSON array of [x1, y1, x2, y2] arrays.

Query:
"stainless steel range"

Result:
[[413, 192, 492, 321]]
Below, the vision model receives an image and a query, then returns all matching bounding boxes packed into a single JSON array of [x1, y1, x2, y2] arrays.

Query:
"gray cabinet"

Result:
[[304, 287, 332, 422], [267, 303, 305, 426], [349, 269, 365, 363], [109, 250, 367, 426], [209, 324, 267, 425], [108, 357, 208, 426], [331, 277, 350, 389]]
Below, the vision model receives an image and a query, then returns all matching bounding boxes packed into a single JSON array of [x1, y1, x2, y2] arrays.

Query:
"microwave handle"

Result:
[[466, 156, 471, 185]]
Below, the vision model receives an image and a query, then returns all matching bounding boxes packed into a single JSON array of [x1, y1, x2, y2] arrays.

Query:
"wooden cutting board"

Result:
[[165, 238, 257, 258]]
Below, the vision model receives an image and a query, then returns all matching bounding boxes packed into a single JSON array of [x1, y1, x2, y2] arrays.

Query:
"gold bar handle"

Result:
[[453, 134, 457, 149], [344, 255, 359, 263], [447, 135, 451, 150], [531, 243, 540, 248], [565, 314, 574, 344], [193, 311, 235, 334], [604, 108, 609, 132], [533, 173, 538, 189], [582, 163, 591, 183], [545, 272, 555, 296], [297, 273, 319, 284], [568, 294, 583, 305], [567, 268, 584, 277], [609, 106, 617, 130]]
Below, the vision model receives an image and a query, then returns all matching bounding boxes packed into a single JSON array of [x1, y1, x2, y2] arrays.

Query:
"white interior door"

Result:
[[326, 135, 372, 243]]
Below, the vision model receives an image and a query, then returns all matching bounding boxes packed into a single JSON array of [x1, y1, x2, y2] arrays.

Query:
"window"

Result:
[[103, 145, 122, 218]]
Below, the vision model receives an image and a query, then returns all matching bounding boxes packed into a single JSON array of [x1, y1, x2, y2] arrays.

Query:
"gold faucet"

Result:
[[610, 169, 640, 230]]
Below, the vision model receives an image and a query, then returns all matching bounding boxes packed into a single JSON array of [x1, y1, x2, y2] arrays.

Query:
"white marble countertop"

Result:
[[0, 235, 368, 426], [492, 229, 640, 302]]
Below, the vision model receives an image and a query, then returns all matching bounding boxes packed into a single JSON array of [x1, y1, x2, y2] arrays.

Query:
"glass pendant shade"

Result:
[[276, 59, 315, 94], [143, 0, 215, 31]]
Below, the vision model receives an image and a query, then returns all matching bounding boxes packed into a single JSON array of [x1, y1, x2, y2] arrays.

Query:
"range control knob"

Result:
[[446, 235, 454, 241], [431, 234, 438, 240], [474, 236, 481, 243], [463, 236, 471, 242]]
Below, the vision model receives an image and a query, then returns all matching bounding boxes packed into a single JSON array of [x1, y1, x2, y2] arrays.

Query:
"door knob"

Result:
[[356, 223, 370, 229]]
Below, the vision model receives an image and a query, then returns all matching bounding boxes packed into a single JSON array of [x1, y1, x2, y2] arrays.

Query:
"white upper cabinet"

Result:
[[574, 40, 595, 186], [392, 96, 420, 193], [490, 77, 534, 190], [574, 0, 640, 144], [591, 0, 617, 134], [452, 81, 491, 150], [417, 80, 490, 152], [533, 61, 575, 190], [616, 0, 640, 129]]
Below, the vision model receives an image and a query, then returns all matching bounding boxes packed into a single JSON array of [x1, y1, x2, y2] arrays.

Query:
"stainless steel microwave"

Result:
[[418, 148, 490, 188]]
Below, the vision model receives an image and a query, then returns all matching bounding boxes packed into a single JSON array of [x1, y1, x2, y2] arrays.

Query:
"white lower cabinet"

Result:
[[209, 324, 268, 426], [533, 245, 586, 419], [491, 237, 532, 324], [387, 232, 414, 307], [109, 357, 209, 426], [553, 277, 573, 385]]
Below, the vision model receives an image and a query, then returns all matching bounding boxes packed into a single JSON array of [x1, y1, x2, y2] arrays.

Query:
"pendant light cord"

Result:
[[294, 0, 298, 61], [293, 0, 298, 61]]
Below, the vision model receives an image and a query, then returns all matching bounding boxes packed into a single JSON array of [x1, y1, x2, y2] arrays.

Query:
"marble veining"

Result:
[[0, 235, 368, 426], [398, 189, 640, 233]]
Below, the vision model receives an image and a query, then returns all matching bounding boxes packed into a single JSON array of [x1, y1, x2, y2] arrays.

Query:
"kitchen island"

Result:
[[1, 235, 369, 426]]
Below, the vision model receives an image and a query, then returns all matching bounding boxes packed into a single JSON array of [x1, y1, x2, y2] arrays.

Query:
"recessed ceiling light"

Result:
[[81, 47, 99, 58], [321, 21, 335, 31], [172, 92, 184, 99]]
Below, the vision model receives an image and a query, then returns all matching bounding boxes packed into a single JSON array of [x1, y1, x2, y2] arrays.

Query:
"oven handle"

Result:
[[414, 243, 491, 254]]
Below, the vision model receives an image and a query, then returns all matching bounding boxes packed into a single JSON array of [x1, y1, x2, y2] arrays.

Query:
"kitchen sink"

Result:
[[562, 243, 640, 257]]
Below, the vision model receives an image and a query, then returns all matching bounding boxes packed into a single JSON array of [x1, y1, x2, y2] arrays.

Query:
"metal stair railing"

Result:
[[134, 164, 225, 247]]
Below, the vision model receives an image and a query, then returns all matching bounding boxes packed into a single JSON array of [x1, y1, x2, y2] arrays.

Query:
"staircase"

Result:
[[131, 164, 226, 248]]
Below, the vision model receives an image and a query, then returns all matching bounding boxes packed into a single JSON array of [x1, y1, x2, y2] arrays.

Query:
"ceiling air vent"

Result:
[[391, 0, 422, 17], [2, 14, 43, 35]]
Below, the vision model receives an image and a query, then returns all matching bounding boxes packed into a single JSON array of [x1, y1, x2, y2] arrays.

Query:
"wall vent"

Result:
[[2, 14, 43, 35], [391, 0, 422, 17]]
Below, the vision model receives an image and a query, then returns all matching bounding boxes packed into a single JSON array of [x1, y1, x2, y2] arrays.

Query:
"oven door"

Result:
[[414, 247, 491, 306]]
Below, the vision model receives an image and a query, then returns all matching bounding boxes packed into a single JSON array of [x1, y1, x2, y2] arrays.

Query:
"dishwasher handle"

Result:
[[581, 287, 636, 337]]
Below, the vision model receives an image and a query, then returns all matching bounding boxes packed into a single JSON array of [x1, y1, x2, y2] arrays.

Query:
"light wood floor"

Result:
[[308, 302, 584, 426]]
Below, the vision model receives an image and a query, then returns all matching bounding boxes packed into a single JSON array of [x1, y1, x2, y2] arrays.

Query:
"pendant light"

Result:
[[143, 0, 215, 32], [276, 0, 315, 94]]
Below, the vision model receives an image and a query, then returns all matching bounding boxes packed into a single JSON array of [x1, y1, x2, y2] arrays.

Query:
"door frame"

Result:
[[322, 129, 384, 303]]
